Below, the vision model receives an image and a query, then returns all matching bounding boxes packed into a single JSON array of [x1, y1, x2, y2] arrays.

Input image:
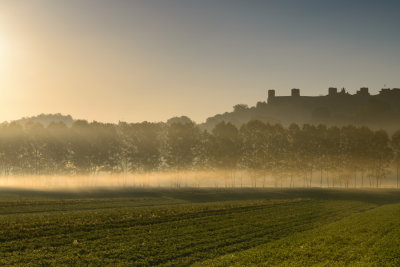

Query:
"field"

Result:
[[1, 188, 400, 265]]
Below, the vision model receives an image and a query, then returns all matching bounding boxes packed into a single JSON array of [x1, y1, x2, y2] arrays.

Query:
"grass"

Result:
[[0, 188, 399, 265]]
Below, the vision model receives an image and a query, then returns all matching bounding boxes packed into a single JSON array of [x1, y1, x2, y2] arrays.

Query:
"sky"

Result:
[[0, 0, 399, 123]]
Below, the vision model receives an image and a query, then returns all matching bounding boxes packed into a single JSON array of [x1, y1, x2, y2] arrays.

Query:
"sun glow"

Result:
[[0, 33, 8, 71]]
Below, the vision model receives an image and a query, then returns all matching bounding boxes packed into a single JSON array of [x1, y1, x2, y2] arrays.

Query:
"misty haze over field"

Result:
[[2, 1, 400, 266], [0, 118, 399, 190]]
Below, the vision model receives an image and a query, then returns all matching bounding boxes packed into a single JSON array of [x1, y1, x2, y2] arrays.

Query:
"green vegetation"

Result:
[[1, 188, 400, 265], [199, 203, 400, 266]]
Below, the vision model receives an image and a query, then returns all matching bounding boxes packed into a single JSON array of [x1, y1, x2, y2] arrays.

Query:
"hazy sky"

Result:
[[0, 0, 399, 123]]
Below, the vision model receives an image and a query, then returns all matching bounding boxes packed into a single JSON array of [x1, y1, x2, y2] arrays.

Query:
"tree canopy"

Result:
[[0, 119, 397, 187]]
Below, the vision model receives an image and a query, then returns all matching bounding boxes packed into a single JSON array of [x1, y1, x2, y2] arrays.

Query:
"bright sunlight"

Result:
[[0, 32, 8, 71]]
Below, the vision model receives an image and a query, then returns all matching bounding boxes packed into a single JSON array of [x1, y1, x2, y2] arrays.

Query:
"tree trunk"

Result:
[[354, 172, 357, 188], [361, 170, 364, 188], [290, 173, 293, 188], [320, 169, 323, 187]]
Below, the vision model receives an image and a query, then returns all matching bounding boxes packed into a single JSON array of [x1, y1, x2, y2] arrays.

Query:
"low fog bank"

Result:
[[1, 170, 399, 191]]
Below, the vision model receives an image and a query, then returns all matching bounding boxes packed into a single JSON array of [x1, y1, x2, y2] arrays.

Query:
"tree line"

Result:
[[1, 119, 400, 188]]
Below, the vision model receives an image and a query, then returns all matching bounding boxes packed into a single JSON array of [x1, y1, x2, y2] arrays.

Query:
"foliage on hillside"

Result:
[[12, 113, 75, 127], [201, 98, 400, 131]]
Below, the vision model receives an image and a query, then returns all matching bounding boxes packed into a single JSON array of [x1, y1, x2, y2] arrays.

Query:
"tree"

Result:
[[233, 104, 249, 113], [69, 120, 97, 174], [45, 122, 70, 174], [165, 122, 201, 187], [391, 130, 400, 188], [131, 122, 162, 172], [207, 122, 241, 187], [369, 130, 393, 187], [240, 121, 269, 187]]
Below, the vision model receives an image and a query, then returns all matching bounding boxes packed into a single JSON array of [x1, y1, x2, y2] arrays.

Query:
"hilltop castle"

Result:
[[203, 86, 400, 132], [267, 87, 400, 112]]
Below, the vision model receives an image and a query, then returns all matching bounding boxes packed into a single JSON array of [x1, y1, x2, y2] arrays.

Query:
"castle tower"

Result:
[[360, 87, 369, 95], [268, 89, 275, 103], [328, 87, 337, 96], [268, 89, 275, 98], [291, 88, 300, 97]]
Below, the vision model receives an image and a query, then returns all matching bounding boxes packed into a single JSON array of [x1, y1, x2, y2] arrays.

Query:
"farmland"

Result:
[[0, 188, 400, 265]]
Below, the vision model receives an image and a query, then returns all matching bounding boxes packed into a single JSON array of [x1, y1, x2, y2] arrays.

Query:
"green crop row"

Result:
[[0, 197, 373, 265], [199, 203, 400, 266]]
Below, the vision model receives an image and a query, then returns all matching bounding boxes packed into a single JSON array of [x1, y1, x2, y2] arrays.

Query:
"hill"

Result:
[[12, 113, 75, 127], [201, 87, 400, 132]]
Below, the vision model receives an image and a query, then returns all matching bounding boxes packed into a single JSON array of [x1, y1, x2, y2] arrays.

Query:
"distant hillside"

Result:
[[201, 87, 400, 132], [13, 113, 75, 127], [200, 104, 280, 131], [8, 87, 400, 132]]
